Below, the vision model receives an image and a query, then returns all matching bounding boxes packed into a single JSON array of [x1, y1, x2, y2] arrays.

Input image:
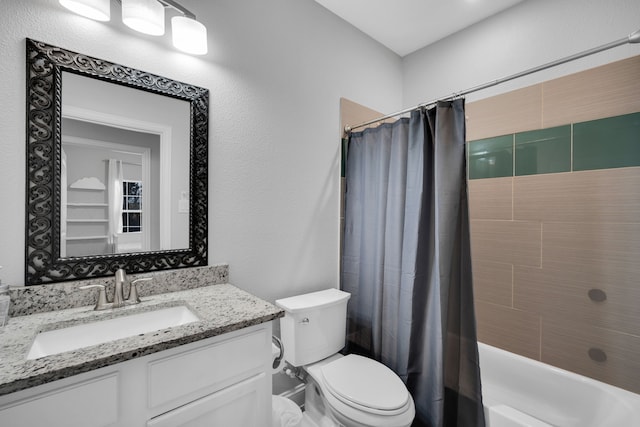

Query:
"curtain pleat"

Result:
[[342, 100, 485, 427]]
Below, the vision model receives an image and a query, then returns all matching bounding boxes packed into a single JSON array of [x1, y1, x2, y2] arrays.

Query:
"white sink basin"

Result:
[[27, 305, 199, 360]]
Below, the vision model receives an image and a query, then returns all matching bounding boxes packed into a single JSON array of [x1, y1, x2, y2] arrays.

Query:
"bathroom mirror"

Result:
[[25, 39, 208, 285]]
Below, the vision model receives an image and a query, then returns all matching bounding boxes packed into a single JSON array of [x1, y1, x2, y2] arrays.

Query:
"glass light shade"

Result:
[[122, 0, 165, 36], [59, 0, 110, 21], [171, 16, 208, 55]]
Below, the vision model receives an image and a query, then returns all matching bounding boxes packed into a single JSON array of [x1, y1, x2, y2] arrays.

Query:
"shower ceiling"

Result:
[[314, 0, 526, 57]]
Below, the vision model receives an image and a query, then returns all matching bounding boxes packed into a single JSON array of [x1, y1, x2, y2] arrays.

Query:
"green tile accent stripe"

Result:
[[573, 112, 640, 171], [515, 125, 571, 176], [468, 135, 513, 179], [468, 112, 640, 179]]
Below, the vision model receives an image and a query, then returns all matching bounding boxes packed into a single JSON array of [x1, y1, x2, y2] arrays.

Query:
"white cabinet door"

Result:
[[147, 373, 268, 427], [0, 373, 119, 427]]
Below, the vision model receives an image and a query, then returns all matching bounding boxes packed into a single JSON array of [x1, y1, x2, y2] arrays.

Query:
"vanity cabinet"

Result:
[[0, 322, 273, 427]]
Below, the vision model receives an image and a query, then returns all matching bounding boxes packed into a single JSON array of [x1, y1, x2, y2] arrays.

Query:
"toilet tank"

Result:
[[276, 289, 351, 367]]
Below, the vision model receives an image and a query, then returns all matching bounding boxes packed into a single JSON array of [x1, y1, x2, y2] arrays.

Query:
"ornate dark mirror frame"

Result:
[[25, 39, 208, 285]]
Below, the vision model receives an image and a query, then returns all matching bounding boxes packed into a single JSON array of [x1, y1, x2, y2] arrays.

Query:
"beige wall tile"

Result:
[[514, 168, 640, 223], [469, 177, 512, 220], [543, 56, 640, 128], [542, 319, 640, 394], [466, 56, 640, 140], [470, 220, 541, 267], [466, 56, 640, 393], [472, 260, 512, 306], [466, 85, 542, 141], [475, 300, 540, 360], [542, 222, 640, 274], [514, 265, 640, 337]]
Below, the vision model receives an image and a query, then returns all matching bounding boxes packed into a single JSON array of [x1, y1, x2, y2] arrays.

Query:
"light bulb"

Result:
[[171, 16, 208, 55], [122, 0, 165, 36]]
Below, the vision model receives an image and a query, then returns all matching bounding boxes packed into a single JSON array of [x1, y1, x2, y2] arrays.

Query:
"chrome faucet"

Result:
[[80, 269, 153, 311], [113, 269, 127, 308]]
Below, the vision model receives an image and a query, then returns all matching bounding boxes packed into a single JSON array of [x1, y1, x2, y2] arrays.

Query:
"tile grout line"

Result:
[[511, 263, 514, 308], [570, 123, 574, 172], [540, 222, 543, 269], [511, 163, 515, 222], [541, 83, 544, 129], [512, 133, 516, 179]]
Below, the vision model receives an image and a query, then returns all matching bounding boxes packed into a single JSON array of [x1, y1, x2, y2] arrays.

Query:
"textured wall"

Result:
[[467, 56, 640, 394], [0, 0, 403, 301], [402, 0, 640, 107]]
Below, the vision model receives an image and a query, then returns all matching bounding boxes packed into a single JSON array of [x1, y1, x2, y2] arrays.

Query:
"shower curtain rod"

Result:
[[345, 29, 640, 133]]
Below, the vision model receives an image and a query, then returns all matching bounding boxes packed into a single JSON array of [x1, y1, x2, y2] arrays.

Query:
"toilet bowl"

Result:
[[275, 289, 415, 427]]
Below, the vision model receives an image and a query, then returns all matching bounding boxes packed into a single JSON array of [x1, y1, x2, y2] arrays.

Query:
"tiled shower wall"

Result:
[[466, 55, 640, 394]]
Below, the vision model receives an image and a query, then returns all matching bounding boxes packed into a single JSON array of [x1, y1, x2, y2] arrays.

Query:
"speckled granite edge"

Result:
[[9, 264, 228, 317], [0, 283, 284, 396]]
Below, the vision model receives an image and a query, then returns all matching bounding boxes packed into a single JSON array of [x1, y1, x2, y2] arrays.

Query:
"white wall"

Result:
[[0, 0, 403, 301], [402, 0, 640, 107]]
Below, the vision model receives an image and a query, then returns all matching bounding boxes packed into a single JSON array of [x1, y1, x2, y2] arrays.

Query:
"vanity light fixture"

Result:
[[58, 0, 208, 55], [122, 0, 165, 36], [171, 15, 207, 55], [59, 0, 111, 21], [162, 0, 208, 55]]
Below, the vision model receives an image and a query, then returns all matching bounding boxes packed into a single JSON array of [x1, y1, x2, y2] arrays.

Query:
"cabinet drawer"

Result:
[[0, 373, 119, 427], [148, 328, 267, 409], [147, 373, 267, 427]]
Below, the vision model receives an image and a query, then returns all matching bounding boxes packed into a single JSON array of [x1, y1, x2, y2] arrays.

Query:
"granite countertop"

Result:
[[0, 283, 284, 397]]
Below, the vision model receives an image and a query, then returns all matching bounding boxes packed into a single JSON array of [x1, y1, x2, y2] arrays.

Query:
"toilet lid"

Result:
[[320, 354, 409, 412]]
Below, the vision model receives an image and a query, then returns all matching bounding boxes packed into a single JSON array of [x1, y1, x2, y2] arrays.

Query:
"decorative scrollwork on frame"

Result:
[[25, 39, 209, 285]]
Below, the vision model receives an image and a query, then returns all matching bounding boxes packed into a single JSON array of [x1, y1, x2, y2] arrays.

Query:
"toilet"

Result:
[[275, 289, 415, 427]]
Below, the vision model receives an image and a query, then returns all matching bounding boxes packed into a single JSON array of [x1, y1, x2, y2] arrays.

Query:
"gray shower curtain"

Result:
[[341, 100, 485, 427]]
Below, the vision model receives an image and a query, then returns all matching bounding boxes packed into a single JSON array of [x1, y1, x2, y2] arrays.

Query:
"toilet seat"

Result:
[[320, 354, 409, 415], [306, 354, 415, 427]]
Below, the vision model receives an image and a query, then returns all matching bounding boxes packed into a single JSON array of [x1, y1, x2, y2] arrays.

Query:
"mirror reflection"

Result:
[[61, 72, 190, 257]]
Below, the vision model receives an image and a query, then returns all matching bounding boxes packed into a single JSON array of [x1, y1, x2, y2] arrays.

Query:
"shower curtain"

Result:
[[341, 100, 485, 427]]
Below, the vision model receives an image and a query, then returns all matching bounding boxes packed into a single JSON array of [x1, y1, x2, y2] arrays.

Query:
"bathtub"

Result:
[[478, 342, 640, 427]]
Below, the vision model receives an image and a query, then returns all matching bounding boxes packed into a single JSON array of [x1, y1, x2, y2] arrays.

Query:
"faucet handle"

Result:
[[129, 278, 152, 304], [80, 284, 110, 310]]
